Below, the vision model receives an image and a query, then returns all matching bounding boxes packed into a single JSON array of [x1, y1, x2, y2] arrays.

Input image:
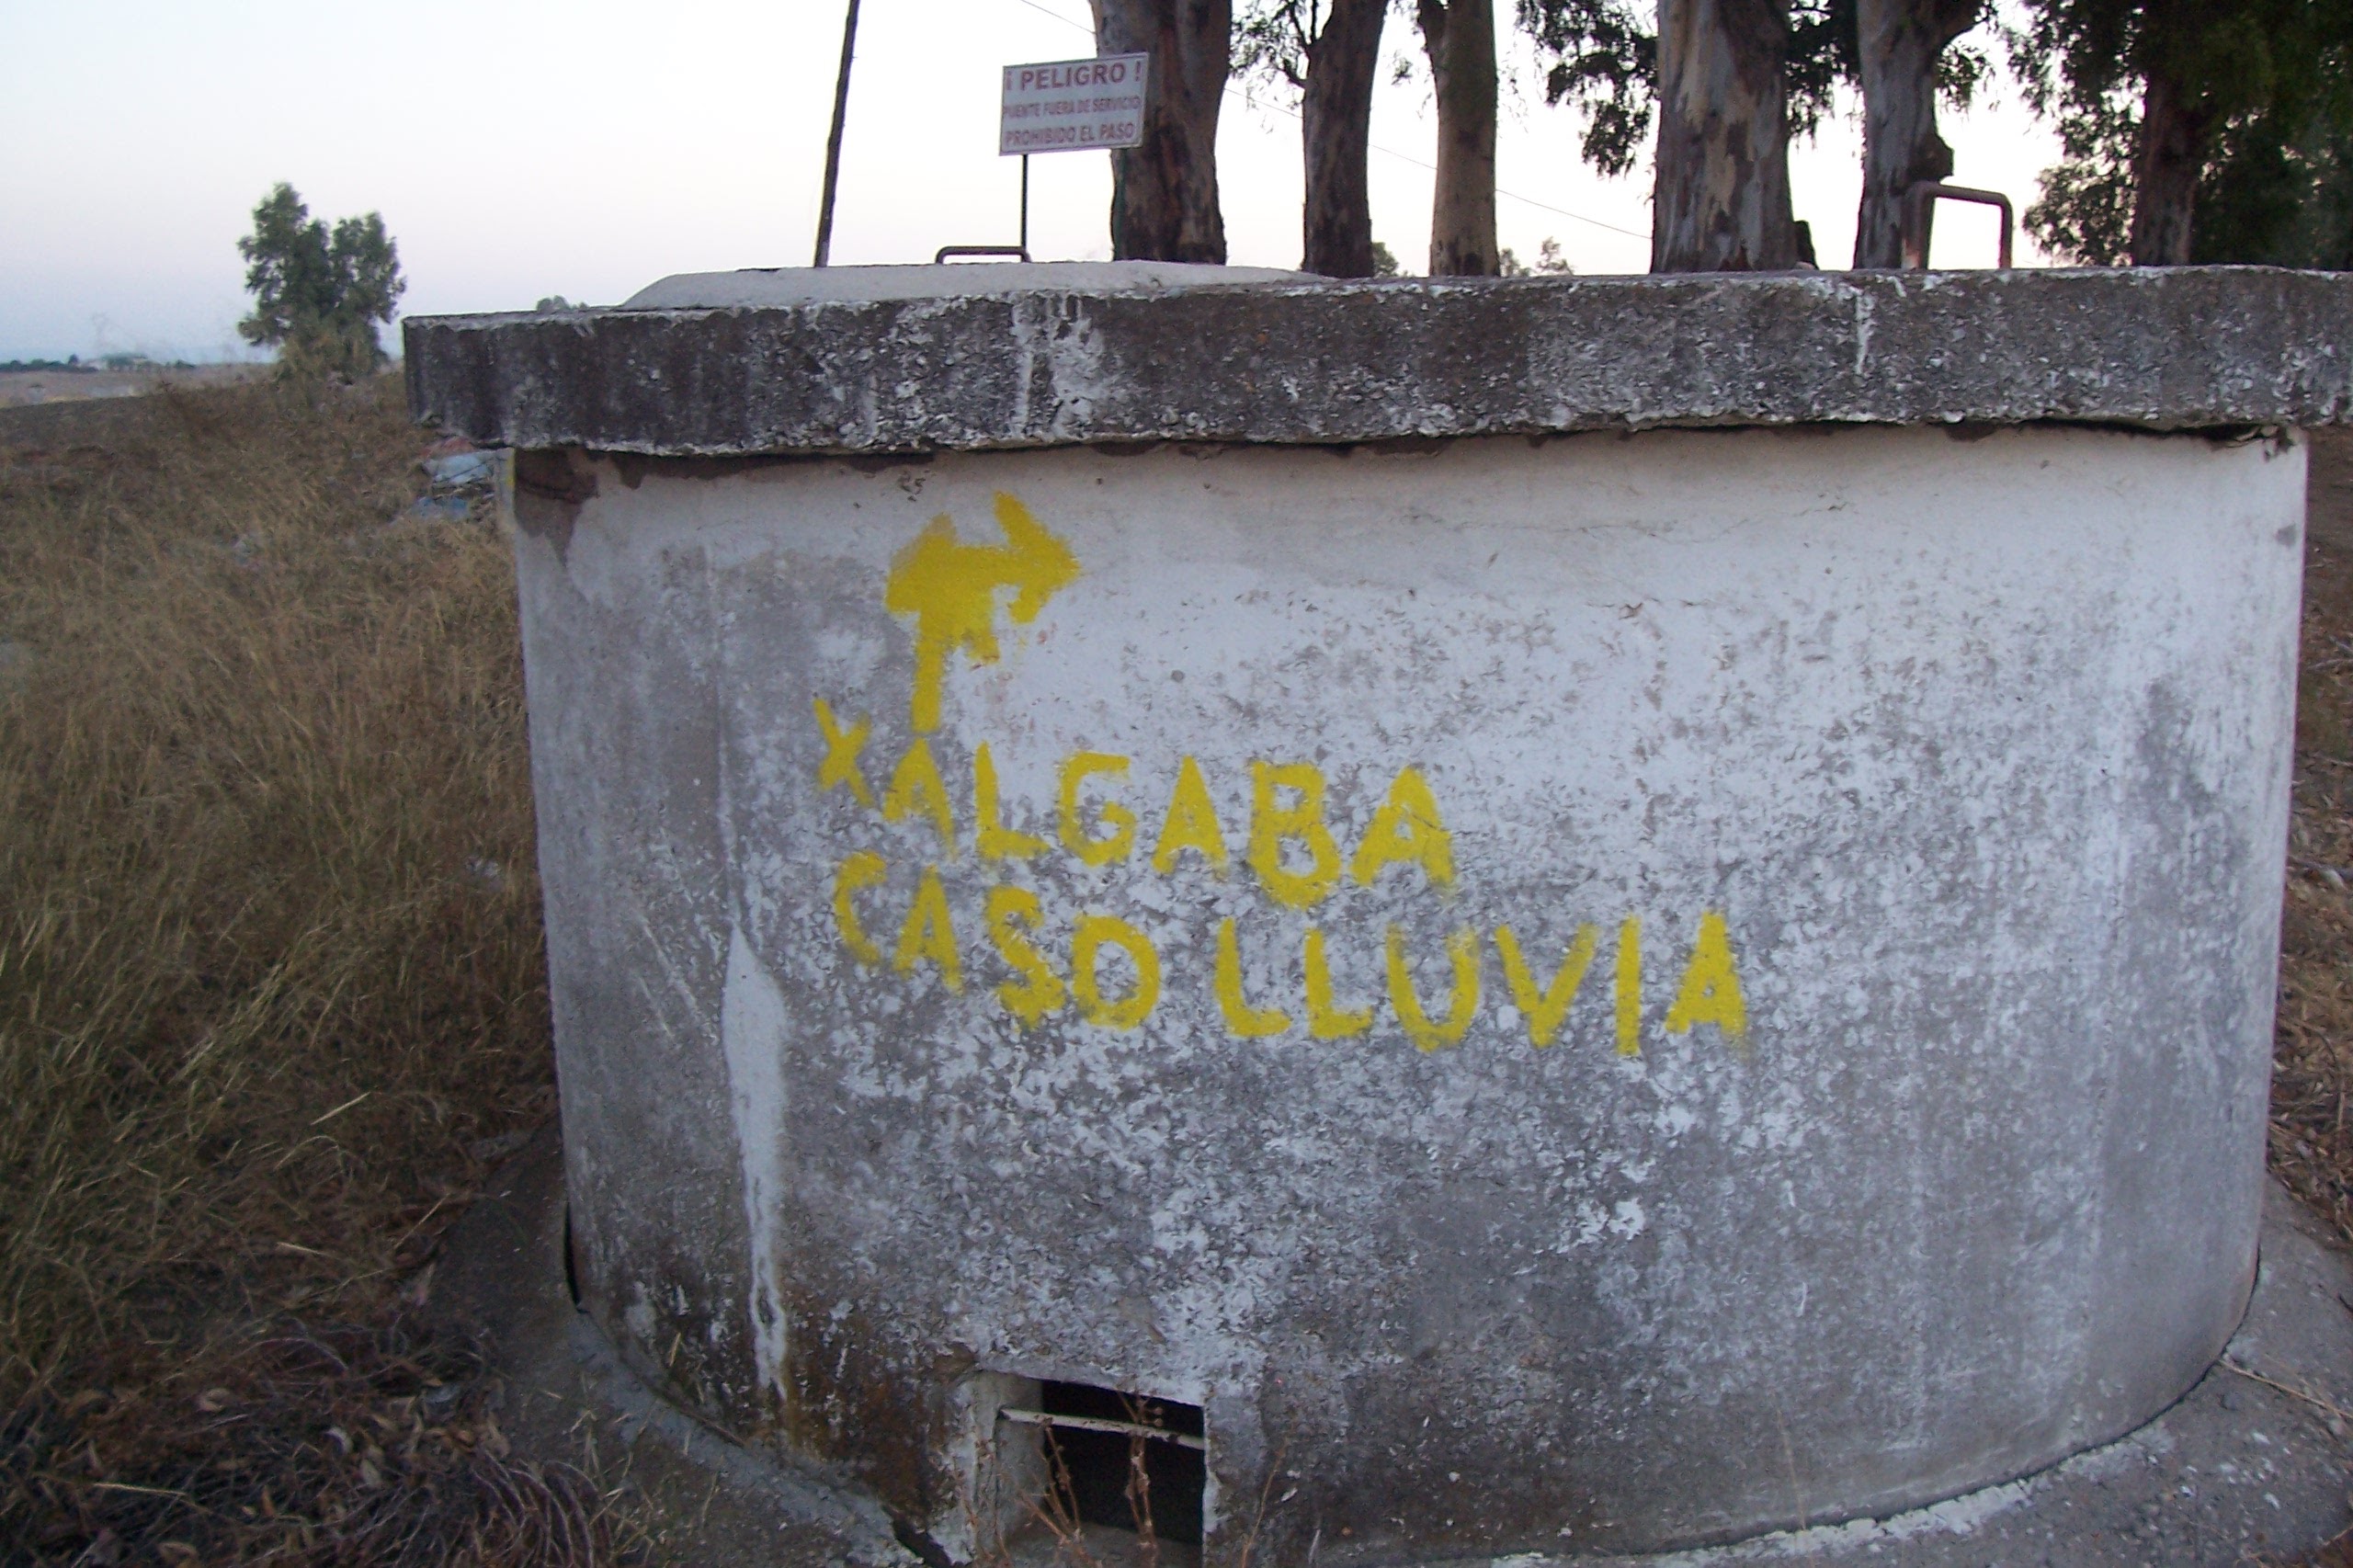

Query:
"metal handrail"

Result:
[[1902, 182, 2015, 269], [935, 244, 1033, 264]]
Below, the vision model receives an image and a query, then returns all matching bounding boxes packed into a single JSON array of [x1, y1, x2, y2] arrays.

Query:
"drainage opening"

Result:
[[998, 1381, 1206, 1551]]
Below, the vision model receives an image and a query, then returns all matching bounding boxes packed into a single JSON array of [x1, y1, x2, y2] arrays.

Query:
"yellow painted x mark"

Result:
[[813, 698, 875, 808]]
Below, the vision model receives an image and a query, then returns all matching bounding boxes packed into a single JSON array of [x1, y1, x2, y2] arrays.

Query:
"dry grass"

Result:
[[0, 377, 626, 1562]]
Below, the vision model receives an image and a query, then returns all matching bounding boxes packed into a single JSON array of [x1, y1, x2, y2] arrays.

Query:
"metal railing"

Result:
[[1902, 182, 2015, 269]]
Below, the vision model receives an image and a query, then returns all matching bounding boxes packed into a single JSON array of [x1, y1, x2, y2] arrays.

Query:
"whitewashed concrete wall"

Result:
[[517, 424, 2302, 1562]]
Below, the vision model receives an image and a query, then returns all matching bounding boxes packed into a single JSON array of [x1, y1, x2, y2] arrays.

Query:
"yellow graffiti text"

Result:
[[831, 851, 886, 967], [1614, 917, 1642, 1056], [1666, 910, 1747, 1043], [1494, 923, 1599, 1048], [1303, 926, 1372, 1038], [1213, 918, 1289, 1037], [1151, 756, 1229, 875], [893, 866, 962, 993], [986, 885, 1064, 1025], [882, 739, 957, 856], [884, 492, 1080, 733], [1351, 767, 1455, 892], [975, 743, 1046, 861], [813, 698, 875, 809], [1059, 752, 1137, 867], [1250, 761, 1342, 910], [1071, 914, 1160, 1029], [1387, 926, 1481, 1052]]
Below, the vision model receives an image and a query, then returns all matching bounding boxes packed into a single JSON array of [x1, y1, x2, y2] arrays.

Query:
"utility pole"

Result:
[[813, 0, 860, 267]]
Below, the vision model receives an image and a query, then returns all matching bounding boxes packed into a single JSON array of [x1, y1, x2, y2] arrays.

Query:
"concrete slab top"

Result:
[[404, 264, 2352, 458], [619, 261, 1305, 309]]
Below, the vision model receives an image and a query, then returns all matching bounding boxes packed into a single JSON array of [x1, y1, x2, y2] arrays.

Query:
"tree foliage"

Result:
[[1233, 0, 1320, 87], [237, 184, 404, 378], [2195, 91, 2353, 266], [2018, 92, 2137, 262], [1514, 0, 1657, 176], [2014, 0, 2352, 265]]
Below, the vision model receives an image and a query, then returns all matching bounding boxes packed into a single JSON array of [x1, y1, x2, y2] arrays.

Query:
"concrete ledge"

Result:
[[434, 1131, 2353, 1566], [404, 266, 2353, 458]]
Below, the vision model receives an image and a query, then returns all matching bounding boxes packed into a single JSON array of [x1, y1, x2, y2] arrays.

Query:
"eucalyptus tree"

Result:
[[1417, 0, 1502, 274], [1095, 0, 1235, 261], [1519, 0, 1845, 268], [1647, 0, 1806, 268], [1236, 0, 1391, 275], [1518, 0, 1990, 268], [1852, 0, 1984, 265]]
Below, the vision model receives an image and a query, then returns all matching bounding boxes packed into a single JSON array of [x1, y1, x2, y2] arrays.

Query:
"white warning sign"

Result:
[[999, 54, 1149, 155]]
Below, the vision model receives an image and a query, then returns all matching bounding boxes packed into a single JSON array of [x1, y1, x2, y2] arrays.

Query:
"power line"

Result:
[[1002, 0, 1651, 243]]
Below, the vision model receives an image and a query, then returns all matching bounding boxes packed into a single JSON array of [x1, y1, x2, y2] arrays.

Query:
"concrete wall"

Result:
[[514, 423, 2301, 1562]]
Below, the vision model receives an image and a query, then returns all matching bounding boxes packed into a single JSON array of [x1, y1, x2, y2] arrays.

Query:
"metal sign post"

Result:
[[937, 53, 1150, 264]]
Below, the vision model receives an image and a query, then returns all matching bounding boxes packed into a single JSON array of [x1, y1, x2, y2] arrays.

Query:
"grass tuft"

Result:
[[0, 377, 586, 1562]]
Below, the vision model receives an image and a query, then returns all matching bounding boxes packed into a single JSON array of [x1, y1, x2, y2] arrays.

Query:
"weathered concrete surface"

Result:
[[436, 1132, 2353, 1567], [428, 1130, 915, 1568], [509, 423, 2302, 1561], [404, 264, 2353, 458]]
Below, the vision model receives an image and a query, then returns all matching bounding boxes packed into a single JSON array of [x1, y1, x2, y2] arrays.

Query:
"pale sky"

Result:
[[0, 0, 2063, 363]]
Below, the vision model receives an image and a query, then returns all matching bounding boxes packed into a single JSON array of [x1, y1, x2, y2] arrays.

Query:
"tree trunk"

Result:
[[1300, 0, 1387, 276], [1419, 0, 1499, 275], [1650, 0, 1801, 272], [2128, 62, 2211, 266], [1093, 0, 1233, 262], [1851, 0, 1979, 267]]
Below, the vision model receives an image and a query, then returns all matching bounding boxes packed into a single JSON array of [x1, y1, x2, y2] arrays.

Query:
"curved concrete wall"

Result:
[[517, 423, 2298, 1562]]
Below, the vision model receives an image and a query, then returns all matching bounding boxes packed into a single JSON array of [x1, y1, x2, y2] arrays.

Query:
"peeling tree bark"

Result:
[[1094, 0, 1233, 263], [1419, 0, 1499, 275], [1852, 0, 1980, 267], [2128, 62, 2212, 266], [1651, 0, 1802, 272], [1300, 0, 1387, 276]]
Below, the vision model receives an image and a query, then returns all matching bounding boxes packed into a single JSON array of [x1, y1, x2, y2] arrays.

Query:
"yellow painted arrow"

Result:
[[884, 492, 1080, 733]]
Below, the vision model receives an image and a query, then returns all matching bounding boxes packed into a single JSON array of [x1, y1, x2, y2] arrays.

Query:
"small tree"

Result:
[[237, 184, 404, 378]]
